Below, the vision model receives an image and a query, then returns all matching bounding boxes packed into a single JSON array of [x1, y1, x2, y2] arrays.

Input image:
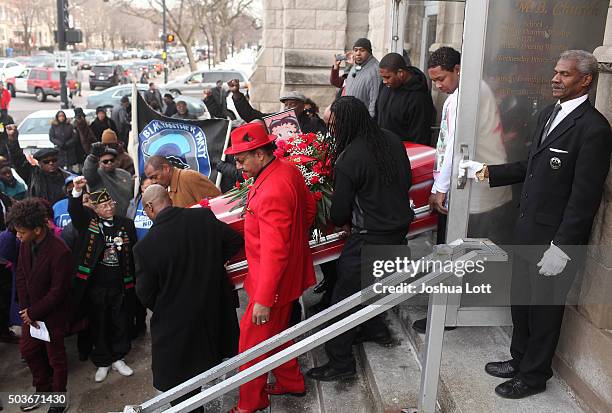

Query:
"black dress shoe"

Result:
[[306, 363, 356, 382], [313, 279, 329, 294], [411, 317, 456, 334], [353, 330, 394, 346], [485, 360, 518, 378], [495, 377, 545, 399]]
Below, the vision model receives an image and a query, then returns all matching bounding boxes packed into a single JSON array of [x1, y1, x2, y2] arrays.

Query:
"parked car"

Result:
[[25, 54, 55, 68], [210, 142, 438, 287], [85, 84, 208, 118], [5, 68, 77, 102], [165, 69, 249, 96], [89, 64, 128, 90], [0, 59, 27, 81], [17, 109, 96, 154]]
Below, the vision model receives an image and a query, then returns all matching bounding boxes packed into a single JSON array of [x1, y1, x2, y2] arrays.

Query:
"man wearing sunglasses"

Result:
[[83, 140, 134, 217], [69, 177, 138, 383], [6, 124, 70, 204]]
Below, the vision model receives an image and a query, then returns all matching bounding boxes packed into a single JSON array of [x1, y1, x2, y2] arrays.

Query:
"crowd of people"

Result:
[[0, 37, 610, 413]]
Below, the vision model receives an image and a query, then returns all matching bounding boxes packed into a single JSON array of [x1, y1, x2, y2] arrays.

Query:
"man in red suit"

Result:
[[225, 123, 317, 413]]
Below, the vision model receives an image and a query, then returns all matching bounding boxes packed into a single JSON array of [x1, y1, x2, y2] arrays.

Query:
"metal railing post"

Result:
[[417, 291, 449, 412]]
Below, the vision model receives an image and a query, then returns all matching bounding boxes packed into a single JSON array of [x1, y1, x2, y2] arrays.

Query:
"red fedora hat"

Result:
[[225, 123, 276, 155]]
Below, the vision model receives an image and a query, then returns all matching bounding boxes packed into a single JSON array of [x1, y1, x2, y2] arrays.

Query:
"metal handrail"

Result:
[[124, 239, 506, 413]]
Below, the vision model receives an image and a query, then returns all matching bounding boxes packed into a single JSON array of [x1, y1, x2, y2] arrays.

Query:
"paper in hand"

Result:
[[30, 321, 51, 342]]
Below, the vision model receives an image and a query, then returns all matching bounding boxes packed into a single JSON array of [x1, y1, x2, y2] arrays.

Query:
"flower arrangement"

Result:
[[224, 132, 334, 234]]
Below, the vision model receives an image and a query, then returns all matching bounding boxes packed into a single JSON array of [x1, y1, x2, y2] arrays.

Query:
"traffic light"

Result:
[[165, 34, 175, 43]]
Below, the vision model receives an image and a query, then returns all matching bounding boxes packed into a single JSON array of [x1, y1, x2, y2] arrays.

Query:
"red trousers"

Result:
[[238, 301, 304, 411], [20, 325, 68, 392]]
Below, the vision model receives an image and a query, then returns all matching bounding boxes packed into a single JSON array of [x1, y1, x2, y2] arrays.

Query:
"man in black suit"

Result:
[[460, 50, 612, 399]]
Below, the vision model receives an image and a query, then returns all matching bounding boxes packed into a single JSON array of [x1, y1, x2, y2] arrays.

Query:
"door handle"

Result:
[[456, 144, 469, 189]]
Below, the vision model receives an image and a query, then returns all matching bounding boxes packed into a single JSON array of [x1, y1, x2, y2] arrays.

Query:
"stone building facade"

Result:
[[250, 1, 612, 412]]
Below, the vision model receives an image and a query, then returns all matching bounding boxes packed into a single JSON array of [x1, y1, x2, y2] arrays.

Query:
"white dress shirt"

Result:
[[548, 94, 588, 133]]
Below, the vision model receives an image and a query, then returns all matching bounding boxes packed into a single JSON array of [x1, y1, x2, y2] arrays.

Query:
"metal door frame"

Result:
[[444, 0, 512, 327]]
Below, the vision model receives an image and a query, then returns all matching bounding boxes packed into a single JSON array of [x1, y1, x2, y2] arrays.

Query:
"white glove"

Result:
[[537, 242, 571, 276], [458, 160, 485, 180]]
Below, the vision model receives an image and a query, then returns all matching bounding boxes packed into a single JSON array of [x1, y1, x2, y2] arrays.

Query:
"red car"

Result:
[[209, 142, 438, 288], [6, 67, 77, 102]]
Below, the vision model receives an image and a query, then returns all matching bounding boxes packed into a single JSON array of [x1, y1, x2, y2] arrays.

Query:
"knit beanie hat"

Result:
[[353, 38, 372, 54], [101, 128, 118, 144]]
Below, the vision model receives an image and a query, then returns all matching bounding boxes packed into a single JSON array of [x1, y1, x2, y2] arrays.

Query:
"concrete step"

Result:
[[396, 305, 585, 413], [357, 312, 428, 413]]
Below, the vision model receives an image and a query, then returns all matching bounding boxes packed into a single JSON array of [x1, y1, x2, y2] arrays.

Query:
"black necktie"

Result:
[[540, 103, 562, 145]]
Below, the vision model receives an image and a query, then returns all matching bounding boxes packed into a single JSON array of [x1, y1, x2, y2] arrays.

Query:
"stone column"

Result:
[[368, 0, 392, 58], [554, 4, 612, 412], [250, 0, 350, 113], [346, 0, 370, 50], [249, 0, 284, 113], [435, 2, 465, 52]]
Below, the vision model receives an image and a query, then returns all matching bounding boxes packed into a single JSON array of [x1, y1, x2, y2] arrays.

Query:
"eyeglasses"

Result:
[[41, 158, 58, 165], [101, 159, 115, 165]]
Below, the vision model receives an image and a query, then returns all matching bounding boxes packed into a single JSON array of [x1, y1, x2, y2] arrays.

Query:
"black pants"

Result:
[[0, 265, 12, 333], [77, 328, 92, 357], [509, 254, 574, 388], [324, 233, 406, 371], [87, 285, 131, 367], [317, 261, 338, 307], [436, 214, 447, 244]]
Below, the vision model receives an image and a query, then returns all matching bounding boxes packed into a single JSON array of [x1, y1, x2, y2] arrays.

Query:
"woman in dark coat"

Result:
[[49, 111, 79, 170]]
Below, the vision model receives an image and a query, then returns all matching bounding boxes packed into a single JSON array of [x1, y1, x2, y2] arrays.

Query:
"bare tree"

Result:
[[119, 0, 199, 71], [14, 0, 39, 54], [192, 0, 254, 65]]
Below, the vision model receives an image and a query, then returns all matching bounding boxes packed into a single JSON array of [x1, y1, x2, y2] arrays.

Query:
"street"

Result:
[[7, 49, 256, 126], [8, 69, 170, 125]]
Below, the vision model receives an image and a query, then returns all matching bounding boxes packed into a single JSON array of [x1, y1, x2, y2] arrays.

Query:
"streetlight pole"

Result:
[[162, 0, 168, 84], [57, 0, 69, 109]]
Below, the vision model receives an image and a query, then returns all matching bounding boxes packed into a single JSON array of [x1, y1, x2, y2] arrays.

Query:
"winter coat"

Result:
[[8, 137, 69, 205], [134, 206, 243, 391], [73, 117, 97, 162], [90, 117, 118, 142], [49, 120, 79, 167], [375, 66, 436, 145]]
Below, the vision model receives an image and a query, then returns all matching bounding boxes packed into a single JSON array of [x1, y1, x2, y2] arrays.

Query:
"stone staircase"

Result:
[[195, 234, 587, 413]]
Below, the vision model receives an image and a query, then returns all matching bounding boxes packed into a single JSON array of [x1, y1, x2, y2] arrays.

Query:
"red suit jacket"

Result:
[[244, 158, 316, 307]]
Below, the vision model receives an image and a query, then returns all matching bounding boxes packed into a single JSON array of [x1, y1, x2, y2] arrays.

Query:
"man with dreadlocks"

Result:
[[307, 96, 414, 382], [69, 176, 137, 383]]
